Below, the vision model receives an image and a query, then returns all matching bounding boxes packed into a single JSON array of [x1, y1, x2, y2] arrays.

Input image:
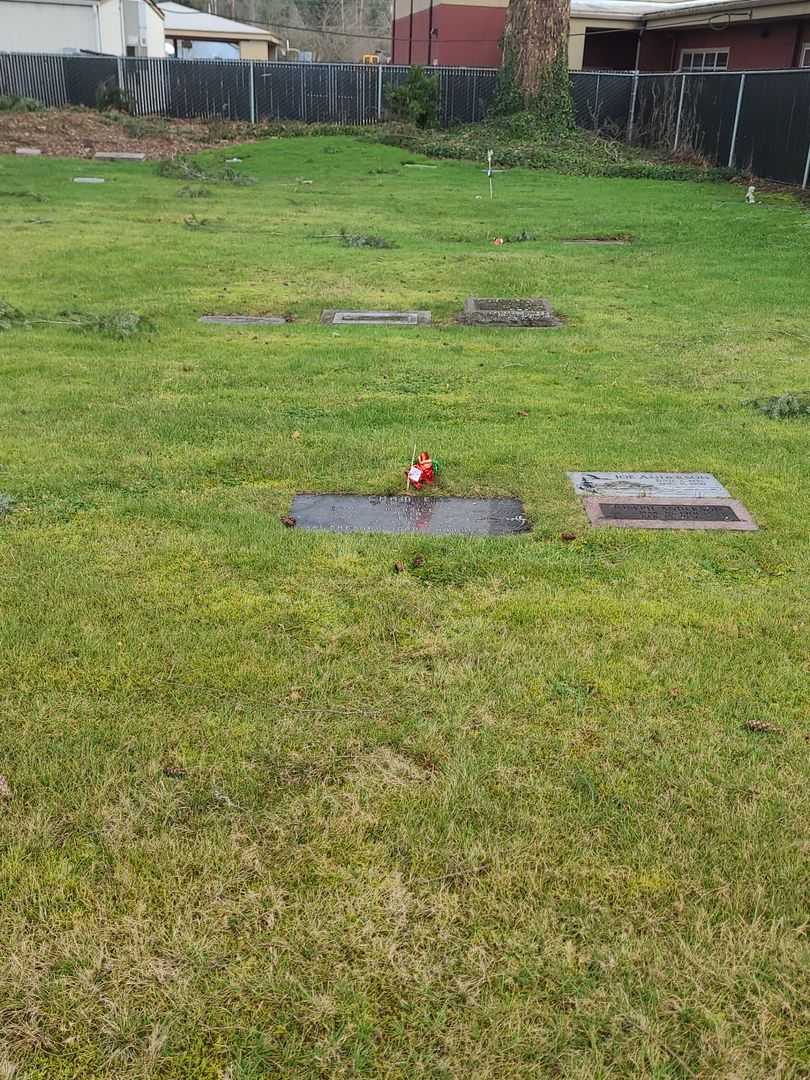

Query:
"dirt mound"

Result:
[[0, 108, 256, 160]]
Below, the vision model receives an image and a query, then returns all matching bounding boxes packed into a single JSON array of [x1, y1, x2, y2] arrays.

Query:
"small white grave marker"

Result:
[[93, 151, 145, 162], [73, 177, 106, 184], [15, 148, 42, 156]]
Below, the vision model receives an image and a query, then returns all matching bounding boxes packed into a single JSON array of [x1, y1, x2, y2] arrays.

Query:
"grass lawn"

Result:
[[1, 134, 809, 1079]]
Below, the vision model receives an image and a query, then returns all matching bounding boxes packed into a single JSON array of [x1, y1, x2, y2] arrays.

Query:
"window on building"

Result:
[[801, 44, 810, 67], [680, 49, 730, 71]]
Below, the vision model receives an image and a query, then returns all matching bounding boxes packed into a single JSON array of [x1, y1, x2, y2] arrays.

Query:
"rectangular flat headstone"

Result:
[[582, 497, 758, 532], [93, 151, 145, 162], [73, 177, 105, 184], [200, 314, 287, 326], [562, 237, 631, 245], [461, 297, 561, 328], [568, 472, 730, 499], [290, 494, 529, 537], [321, 310, 430, 326], [15, 148, 42, 156]]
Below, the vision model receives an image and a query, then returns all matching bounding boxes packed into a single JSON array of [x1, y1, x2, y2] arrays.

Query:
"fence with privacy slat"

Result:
[[3, 53, 810, 187]]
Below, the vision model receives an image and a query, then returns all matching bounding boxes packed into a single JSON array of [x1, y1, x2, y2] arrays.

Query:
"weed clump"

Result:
[[0, 494, 14, 517], [747, 392, 810, 419], [0, 300, 27, 330], [158, 157, 255, 185], [0, 95, 44, 113], [0, 299, 151, 339], [177, 185, 211, 199], [339, 227, 394, 249]]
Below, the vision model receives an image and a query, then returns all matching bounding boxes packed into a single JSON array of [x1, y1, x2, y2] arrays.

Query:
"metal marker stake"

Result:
[[487, 149, 493, 200]]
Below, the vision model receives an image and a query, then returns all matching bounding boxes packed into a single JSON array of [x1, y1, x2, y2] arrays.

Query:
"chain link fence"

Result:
[[3, 53, 810, 186]]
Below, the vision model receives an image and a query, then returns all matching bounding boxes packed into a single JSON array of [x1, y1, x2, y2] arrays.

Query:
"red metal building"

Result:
[[391, 0, 810, 71]]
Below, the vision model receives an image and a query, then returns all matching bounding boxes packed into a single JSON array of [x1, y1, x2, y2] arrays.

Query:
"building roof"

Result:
[[159, 2, 280, 43], [572, 0, 810, 21]]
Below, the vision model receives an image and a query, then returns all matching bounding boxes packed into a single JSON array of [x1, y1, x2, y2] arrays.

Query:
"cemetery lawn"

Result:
[[2, 137, 810, 1080]]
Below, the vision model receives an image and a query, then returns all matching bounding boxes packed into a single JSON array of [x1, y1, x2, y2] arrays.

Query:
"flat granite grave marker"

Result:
[[568, 472, 731, 499], [93, 151, 146, 162], [200, 314, 287, 326], [321, 310, 431, 326], [16, 148, 42, 156], [460, 298, 562, 328], [582, 497, 758, 531], [73, 177, 105, 184], [290, 494, 529, 537]]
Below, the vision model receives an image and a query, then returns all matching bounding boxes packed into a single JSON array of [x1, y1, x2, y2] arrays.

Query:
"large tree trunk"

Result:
[[498, 0, 573, 124]]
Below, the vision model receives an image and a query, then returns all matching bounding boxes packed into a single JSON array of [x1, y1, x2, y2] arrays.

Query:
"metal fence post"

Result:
[[626, 70, 639, 143], [377, 62, 383, 120], [249, 62, 255, 123], [594, 72, 601, 128], [802, 137, 810, 190], [673, 72, 686, 152], [727, 72, 745, 168], [116, 56, 124, 95]]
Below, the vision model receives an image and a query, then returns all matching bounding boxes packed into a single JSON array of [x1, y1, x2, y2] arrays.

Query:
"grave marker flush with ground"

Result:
[[321, 311, 431, 326], [460, 298, 562, 328], [200, 315, 288, 326], [290, 495, 529, 537], [569, 473, 758, 531]]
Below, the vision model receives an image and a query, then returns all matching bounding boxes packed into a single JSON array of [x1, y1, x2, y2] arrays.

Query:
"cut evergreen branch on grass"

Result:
[[0, 300, 151, 339], [157, 157, 256, 185], [339, 227, 395, 248], [746, 392, 810, 419]]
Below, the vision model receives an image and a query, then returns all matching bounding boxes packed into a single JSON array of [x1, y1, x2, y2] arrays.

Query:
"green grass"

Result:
[[1, 136, 809, 1079]]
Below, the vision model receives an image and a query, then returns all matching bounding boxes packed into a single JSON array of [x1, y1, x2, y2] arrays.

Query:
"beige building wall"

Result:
[[239, 39, 270, 60]]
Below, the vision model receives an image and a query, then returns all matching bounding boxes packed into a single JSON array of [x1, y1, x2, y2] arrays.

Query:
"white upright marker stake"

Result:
[[406, 444, 417, 490], [487, 149, 494, 201]]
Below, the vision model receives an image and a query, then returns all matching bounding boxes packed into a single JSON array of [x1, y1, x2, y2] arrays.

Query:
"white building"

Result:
[[160, 3, 280, 61], [0, 0, 165, 57]]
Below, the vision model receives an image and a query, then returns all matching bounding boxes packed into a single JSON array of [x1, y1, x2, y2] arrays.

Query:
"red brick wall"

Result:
[[394, 8, 810, 71], [640, 20, 810, 71], [393, 4, 505, 67]]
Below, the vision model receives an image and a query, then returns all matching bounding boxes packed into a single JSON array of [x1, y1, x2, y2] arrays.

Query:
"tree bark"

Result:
[[501, 0, 571, 100]]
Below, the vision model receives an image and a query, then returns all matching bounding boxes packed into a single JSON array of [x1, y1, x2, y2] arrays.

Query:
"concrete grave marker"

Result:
[[15, 148, 42, 156], [93, 151, 146, 162], [290, 494, 529, 537], [321, 310, 431, 326], [582, 497, 758, 532], [200, 315, 288, 326], [568, 472, 730, 499], [460, 297, 562, 328], [73, 177, 105, 184], [562, 236, 632, 246]]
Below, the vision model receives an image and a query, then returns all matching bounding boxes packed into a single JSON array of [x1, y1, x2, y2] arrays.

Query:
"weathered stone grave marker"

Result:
[[289, 494, 529, 537], [15, 148, 42, 156], [73, 177, 106, 184], [460, 298, 562, 328], [199, 315, 288, 326], [321, 310, 431, 326], [93, 151, 146, 162]]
